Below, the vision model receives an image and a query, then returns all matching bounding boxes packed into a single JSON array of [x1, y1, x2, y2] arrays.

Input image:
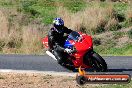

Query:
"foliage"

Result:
[[113, 31, 126, 39], [0, 0, 131, 55], [128, 29, 132, 38]]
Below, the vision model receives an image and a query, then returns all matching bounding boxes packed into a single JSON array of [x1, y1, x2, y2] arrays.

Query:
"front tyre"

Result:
[[91, 52, 107, 72], [76, 76, 86, 85]]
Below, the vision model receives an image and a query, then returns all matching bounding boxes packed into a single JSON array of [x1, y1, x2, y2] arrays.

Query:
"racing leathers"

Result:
[[48, 26, 73, 65]]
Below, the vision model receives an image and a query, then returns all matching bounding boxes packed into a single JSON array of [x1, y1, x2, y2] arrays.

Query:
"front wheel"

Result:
[[76, 76, 86, 85], [91, 52, 107, 72]]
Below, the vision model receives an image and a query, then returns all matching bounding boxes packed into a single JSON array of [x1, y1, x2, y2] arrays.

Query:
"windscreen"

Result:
[[67, 31, 80, 41]]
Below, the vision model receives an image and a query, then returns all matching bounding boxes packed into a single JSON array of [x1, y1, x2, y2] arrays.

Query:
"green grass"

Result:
[[113, 2, 128, 14], [62, 0, 86, 13], [0, 0, 14, 7], [96, 81, 132, 88], [18, 0, 87, 24], [113, 31, 126, 39], [95, 43, 132, 56], [128, 29, 132, 39], [0, 0, 86, 24]]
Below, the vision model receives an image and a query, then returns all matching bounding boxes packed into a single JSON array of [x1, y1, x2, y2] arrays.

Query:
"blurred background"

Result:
[[0, 0, 131, 55]]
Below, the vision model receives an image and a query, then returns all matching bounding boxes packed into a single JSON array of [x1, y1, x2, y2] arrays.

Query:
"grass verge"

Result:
[[96, 81, 132, 88], [95, 43, 132, 56]]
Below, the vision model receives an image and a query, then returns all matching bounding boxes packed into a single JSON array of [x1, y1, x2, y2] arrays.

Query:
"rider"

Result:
[[48, 17, 73, 67]]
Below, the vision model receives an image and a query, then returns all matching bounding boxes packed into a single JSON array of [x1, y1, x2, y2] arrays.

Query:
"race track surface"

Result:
[[0, 55, 132, 75]]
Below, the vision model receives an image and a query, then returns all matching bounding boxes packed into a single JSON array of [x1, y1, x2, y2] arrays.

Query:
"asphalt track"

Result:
[[0, 55, 132, 75]]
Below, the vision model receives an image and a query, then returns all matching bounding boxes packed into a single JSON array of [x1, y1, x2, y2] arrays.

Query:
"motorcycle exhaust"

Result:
[[46, 51, 57, 61]]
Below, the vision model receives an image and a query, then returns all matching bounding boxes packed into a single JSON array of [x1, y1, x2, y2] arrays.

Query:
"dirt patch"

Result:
[[0, 72, 99, 88]]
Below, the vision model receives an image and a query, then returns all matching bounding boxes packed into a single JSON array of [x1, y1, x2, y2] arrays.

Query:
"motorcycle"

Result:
[[42, 31, 107, 72]]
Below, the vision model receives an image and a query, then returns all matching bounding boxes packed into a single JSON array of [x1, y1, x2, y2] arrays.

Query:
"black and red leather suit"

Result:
[[48, 26, 72, 65]]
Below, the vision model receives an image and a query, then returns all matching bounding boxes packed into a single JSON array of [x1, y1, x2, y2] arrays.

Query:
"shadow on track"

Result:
[[71, 68, 132, 73], [108, 69, 132, 72]]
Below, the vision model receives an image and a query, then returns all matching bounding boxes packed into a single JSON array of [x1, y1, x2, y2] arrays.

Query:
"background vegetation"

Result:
[[0, 0, 131, 55]]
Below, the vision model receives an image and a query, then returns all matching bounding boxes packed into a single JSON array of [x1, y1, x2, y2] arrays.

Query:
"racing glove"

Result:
[[64, 48, 72, 54]]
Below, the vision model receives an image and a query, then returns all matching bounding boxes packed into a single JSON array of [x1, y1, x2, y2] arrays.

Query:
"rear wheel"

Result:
[[91, 52, 107, 72]]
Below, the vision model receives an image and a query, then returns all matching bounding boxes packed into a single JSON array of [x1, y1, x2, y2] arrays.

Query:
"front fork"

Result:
[[83, 49, 94, 66]]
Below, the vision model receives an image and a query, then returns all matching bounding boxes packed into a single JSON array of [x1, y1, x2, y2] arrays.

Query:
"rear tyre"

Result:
[[91, 52, 107, 72]]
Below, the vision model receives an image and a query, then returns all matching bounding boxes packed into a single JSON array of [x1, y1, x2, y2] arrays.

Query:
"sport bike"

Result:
[[42, 31, 107, 72]]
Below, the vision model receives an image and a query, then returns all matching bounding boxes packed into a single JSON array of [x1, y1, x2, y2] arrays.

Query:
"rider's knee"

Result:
[[57, 58, 63, 65]]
